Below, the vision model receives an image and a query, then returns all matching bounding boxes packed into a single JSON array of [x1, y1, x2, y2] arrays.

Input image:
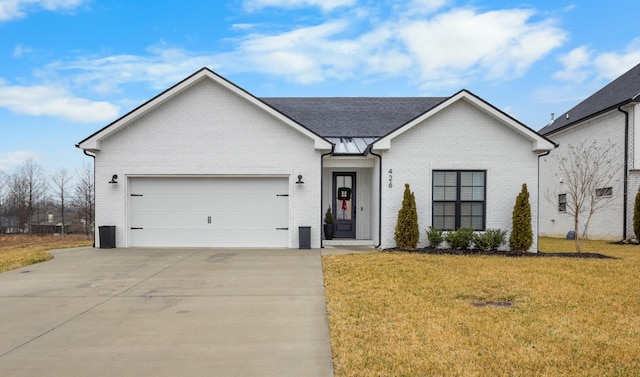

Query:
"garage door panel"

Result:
[[129, 177, 289, 247], [130, 228, 288, 248]]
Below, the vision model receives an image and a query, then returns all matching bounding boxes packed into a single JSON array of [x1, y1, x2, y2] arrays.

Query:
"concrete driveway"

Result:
[[0, 247, 334, 377]]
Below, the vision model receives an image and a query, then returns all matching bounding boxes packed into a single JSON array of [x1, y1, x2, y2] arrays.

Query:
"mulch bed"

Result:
[[385, 247, 615, 259]]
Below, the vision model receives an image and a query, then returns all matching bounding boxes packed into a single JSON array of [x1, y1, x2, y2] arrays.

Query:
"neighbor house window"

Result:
[[558, 194, 567, 212], [432, 170, 485, 230], [596, 187, 613, 197]]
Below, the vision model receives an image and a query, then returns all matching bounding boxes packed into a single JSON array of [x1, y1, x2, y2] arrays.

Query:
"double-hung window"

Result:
[[558, 194, 567, 212], [432, 170, 486, 230]]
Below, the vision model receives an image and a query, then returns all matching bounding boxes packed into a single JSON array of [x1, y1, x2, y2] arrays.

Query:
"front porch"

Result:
[[322, 154, 380, 246]]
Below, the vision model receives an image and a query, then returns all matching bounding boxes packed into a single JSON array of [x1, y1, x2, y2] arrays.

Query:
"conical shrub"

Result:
[[509, 183, 533, 252], [395, 183, 419, 248]]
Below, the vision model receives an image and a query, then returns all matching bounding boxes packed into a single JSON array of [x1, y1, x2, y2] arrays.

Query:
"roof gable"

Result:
[[372, 90, 555, 153], [77, 68, 332, 151], [539, 61, 640, 135]]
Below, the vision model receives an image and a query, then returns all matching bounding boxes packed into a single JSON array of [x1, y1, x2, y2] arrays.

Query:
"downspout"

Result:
[[537, 149, 551, 252], [618, 106, 629, 240], [369, 149, 383, 249], [82, 149, 96, 248], [320, 148, 334, 248]]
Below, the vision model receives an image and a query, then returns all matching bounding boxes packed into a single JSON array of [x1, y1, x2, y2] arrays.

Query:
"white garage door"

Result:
[[128, 177, 289, 247]]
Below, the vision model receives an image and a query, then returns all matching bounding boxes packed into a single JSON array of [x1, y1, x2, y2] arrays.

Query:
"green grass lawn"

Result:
[[322, 238, 640, 376]]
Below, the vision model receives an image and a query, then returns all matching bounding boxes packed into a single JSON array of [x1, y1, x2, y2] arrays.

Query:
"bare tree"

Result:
[[549, 140, 621, 252], [72, 162, 94, 238], [0, 171, 7, 232], [50, 168, 73, 235], [10, 158, 47, 234], [8, 169, 29, 232]]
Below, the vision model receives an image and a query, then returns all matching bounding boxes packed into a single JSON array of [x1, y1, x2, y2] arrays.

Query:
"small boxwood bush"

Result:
[[473, 229, 508, 251], [444, 227, 474, 249], [426, 226, 444, 248]]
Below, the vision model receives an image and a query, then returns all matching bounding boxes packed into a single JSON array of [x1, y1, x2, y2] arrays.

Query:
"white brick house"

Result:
[[77, 68, 554, 250], [539, 62, 640, 240]]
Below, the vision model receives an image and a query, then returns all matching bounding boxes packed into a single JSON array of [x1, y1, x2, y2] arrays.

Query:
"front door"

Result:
[[333, 172, 356, 238]]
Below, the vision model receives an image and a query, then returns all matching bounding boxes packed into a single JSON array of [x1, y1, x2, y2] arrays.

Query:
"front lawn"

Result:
[[322, 238, 640, 376]]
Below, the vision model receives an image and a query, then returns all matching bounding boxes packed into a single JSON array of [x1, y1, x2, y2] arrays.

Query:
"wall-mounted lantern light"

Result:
[[108, 174, 118, 184], [295, 175, 304, 184]]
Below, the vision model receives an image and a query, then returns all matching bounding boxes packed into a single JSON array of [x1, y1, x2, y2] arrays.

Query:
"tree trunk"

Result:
[[574, 217, 582, 253]]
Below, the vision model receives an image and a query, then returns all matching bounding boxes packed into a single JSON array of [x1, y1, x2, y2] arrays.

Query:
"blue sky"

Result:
[[1, 0, 639, 176]]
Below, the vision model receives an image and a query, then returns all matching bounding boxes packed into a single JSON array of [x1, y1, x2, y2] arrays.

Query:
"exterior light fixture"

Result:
[[108, 174, 118, 184], [296, 175, 304, 184]]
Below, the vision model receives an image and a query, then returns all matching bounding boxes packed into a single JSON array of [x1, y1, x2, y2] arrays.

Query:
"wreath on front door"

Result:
[[337, 187, 352, 211], [337, 187, 352, 200]]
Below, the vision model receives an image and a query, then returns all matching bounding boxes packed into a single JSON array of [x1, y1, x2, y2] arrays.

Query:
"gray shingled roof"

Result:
[[539, 62, 640, 135], [261, 97, 447, 137]]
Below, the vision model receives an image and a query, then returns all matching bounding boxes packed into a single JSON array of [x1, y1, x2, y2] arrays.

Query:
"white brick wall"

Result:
[[93, 78, 323, 248], [377, 99, 542, 251], [539, 109, 629, 240]]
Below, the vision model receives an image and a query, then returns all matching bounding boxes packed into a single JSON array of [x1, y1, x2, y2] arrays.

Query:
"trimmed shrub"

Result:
[[395, 184, 420, 248], [509, 183, 533, 252], [324, 207, 334, 224], [634, 186, 640, 240], [473, 229, 508, 251], [445, 227, 474, 249], [426, 226, 443, 248]]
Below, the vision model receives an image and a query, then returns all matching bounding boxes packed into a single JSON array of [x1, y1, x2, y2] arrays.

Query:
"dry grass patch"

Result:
[[0, 234, 93, 272], [323, 238, 640, 376]]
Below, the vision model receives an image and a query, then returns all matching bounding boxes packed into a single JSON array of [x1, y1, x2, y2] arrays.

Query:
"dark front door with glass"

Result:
[[333, 172, 356, 238]]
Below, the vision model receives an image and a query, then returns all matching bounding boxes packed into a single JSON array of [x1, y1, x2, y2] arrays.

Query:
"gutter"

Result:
[[618, 106, 630, 240], [537, 149, 551, 252], [368, 148, 383, 249], [82, 150, 97, 248], [320, 147, 334, 249]]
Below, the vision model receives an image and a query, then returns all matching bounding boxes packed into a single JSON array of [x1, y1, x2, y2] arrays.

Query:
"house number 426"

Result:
[[388, 169, 393, 188]]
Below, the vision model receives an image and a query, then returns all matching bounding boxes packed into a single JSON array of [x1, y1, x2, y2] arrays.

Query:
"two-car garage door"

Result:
[[128, 177, 289, 248]]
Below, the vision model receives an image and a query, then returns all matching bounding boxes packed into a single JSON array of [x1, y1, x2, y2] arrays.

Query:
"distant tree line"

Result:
[[0, 158, 94, 237]]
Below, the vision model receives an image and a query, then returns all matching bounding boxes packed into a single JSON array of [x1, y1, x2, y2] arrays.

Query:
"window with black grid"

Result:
[[433, 170, 486, 230]]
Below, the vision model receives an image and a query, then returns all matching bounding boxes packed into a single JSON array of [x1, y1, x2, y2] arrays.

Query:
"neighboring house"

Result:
[[77, 68, 554, 250], [539, 62, 640, 240]]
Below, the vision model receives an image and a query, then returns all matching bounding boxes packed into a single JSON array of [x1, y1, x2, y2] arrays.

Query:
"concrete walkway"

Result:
[[0, 247, 335, 377]]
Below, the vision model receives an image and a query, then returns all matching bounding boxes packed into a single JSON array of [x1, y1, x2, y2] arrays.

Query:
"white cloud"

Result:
[[398, 8, 565, 88], [34, 4, 567, 98], [406, 0, 449, 15], [226, 21, 355, 83], [216, 7, 565, 89], [243, 0, 355, 12], [0, 150, 38, 173], [0, 0, 86, 21], [554, 46, 592, 82], [13, 44, 33, 57], [0, 82, 119, 122], [555, 38, 640, 83], [593, 38, 640, 80], [45, 45, 216, 93]]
